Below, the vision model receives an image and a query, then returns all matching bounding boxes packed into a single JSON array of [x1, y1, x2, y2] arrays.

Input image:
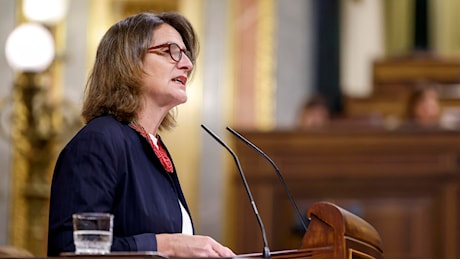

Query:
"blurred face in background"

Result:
[[299, 105, 330, 128], [412, 88, 441, 127]]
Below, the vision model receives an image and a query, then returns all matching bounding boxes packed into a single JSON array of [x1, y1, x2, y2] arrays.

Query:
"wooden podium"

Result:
[[301, 201, 383, 258], [236, 201, 383, 259], [60, 201, 382, 259]]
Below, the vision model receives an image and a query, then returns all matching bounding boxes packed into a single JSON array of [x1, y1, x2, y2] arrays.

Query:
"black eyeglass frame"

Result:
[[147, 42, 192, 63]]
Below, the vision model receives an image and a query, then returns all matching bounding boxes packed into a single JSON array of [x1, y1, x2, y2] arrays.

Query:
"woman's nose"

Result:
[[177, 54, 193, 72]]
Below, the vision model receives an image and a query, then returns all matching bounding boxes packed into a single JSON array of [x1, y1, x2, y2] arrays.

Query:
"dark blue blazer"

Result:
[[47, 115, 193, 256]]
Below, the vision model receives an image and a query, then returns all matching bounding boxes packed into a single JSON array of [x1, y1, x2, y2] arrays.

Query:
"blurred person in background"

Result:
[[297, 94, 331, 129], [406, 83, 442, 128]]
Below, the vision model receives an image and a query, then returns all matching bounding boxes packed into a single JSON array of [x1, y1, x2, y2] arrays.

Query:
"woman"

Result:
[[47, 12, 235, 258]]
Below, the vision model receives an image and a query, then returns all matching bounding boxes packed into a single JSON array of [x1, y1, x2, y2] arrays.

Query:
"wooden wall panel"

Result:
[[232, 127, 460, 258]]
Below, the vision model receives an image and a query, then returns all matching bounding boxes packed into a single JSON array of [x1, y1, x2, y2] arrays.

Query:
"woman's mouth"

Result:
[[172, 76, 187, 85]]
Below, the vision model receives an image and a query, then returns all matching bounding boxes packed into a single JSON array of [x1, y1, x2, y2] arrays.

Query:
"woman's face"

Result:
[[141, 23, 194, 110]]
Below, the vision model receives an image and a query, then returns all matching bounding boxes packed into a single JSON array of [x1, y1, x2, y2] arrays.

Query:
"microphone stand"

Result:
[[201, 125, 271, 258], [226, 126, 309, 232]]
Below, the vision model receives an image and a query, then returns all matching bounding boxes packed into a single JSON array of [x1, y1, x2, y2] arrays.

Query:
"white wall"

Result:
[[0, 0, 17, 246], [340, 0, 385, 97], [199, 0, 230, 242], [275, 0, 315, 128]]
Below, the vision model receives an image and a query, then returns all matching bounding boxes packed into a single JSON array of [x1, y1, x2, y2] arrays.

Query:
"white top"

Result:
[[179, 200, 194, 235], [149, 134, 193, 235]]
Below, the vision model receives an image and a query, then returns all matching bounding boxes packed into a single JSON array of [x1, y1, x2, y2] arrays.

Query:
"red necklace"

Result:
[[129, 121, 174, 173]]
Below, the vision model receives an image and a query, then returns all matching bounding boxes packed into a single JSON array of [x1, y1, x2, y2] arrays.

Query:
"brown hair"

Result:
[[81, 12, 199, 130]]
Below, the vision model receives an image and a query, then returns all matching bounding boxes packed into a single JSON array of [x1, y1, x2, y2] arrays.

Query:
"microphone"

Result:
[[201, 124, 270, 258], [226, 126, 309, 232]]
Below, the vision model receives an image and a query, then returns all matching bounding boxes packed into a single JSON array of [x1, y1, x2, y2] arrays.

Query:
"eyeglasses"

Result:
[[147, 42, 192, 63]]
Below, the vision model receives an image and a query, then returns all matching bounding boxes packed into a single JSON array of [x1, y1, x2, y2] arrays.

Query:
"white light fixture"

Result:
[[5, 23, 55, 72], [23, 0, 69, 25]]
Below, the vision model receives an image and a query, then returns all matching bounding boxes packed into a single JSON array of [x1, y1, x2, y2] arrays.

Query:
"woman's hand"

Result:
[[156, 233, 236, 258]]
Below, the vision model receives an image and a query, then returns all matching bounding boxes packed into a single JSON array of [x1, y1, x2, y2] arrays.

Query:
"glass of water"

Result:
[[72, 212, 114, 254]]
